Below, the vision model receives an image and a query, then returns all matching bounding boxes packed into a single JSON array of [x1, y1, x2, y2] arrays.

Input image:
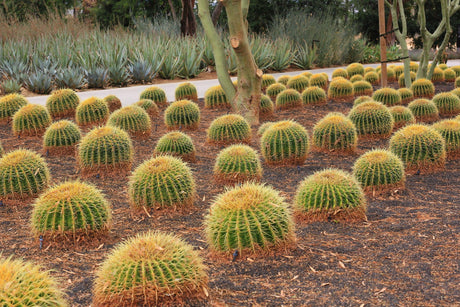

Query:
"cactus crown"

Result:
[[409, 61, 419, 72], [389, 106, 415, 129], [332, 68, 348, 79], [214, 144, 262, 184], [175, 82, 198, 101], [108, 105, 151, 137], [301, 86, 327, 105], [398, 71, 416, 88], [12, 104, 52, 137], [408, 99, 439, 123], [154, 131, 196, 162], [353, 96, 372, 106], [346, 63, 365, 77], [0, 93, 28, 122], [443, 68, 456, 81], [204, 85, 230, 109], [432, 119, 460, 158], [164, 99, 200, 130], [75, 96, 109, 127], [353, 81, 373, 96], [398, 88, 414, 104], [372, 87, 402, 106], [46, 89, 79, 118], [275, 89, 302, 109], [135, 98, 160, 118], [266, 83, 286, 99], [431, 92, 460, 116], [277, 75, 291, 85], [207, 114, 251, 145], [410, 78, 435, 98], [312, 112, 357, 153], [393, 65, 404, 78], [257, 121, 274, 136], [103, 95, 122, 112], [431, 67, 444, 82], [350, 75, 364, 83], [259, 94, 274, 117], [328, 78, 354, 101], [286, 75, 309, 92], [348, 101, 394, 138], [139, 86, 167, 106], [309, 74, 328, 90], [43, 120, 82, 155], [261, 74, 276, 90]]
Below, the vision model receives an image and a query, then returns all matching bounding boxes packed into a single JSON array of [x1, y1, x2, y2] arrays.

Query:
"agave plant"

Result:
[[158, 42, 182, 79], [202, 38, 215, 68], [1, 79, 21, 94], [250, 35, 275, 71], [54, 67, 86, 89], [271, 38, 294, 71], [0, 59, 29, 81], [24, 71, 53, 94], [177, 38, 205, 79], [85, 67, 108, 89], [30, 56, 58, 75], [293, 43, 317, 70]]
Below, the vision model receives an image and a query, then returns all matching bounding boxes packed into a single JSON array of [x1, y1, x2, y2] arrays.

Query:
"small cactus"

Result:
[[431, 67, 444, 83], [432, 119, 460, 159], [353, 96, 372, 106], [140, 86, 168, 107], [164, 99, 200, 130], [346, 63, 365, 77], [31, 181, 112, 238], [387, 67, 397, 82], [276, 89, 302, 109], [409, 61, 419, 73], [431, 92, 460, 116], [135, 98, 160, 119], [77, 126, 134, 176], [207, 114, 251, 145], [286, 75, 309, 92], [0, 93, 28, 123], [214, 144, 262, 184], [453, 88, 460, 99], [451, 66, 460, 77], [438, 64, 448, 70], [455, 76, 460, 88], [277, 75, 291, 85], [204, 85, 230, 109], [372, 87, 402, 107], [364, 71, 379, 85], [257, 121, 274, 136], [205, 182, 295, 254], [103, 95, 122, 112], [12, 104, 52, 137], [390, 124, 446, 173], [93, 231, 208, 306], [175, 82, 198, 101], [0, 141, 4, 157], [261, 74, 276, 91], [398, 71, 416, 88], [364, 67, 376, 74], [266, 83, 286, 101], [302, 71, 313, 79], [301, 86, 327, 105], [348, 101, 394, 138], [128, 155, 195, 210], [353, 81, 373, 97], [312, 112, 357, 154], [392, 66, 403, 80], [154, 131, 196, 162], [46, 89, 79, 119], [327, 78, 354, 102], [259, 94, 274, 118], [0, 256, 67, 307], [408, 99, 439, 123], [75, 97, 109, 128], [108, 105, 151, 137], [443, 68, 456, 82], [332, 68, 348, 79], [309, 74, 328, 90], [43, 120, 82, 155], [260, 120, 309, 165], [398, 88, 414, 104], [294, 168, 367, 222], [0, 149, 50, 202], [389, 106, 416, 129], [350, 75, 363, 83], [410, 78, 435, 99]]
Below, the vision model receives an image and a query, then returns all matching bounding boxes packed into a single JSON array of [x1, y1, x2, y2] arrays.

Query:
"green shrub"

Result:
[[309, 73, 328, 90], [140, 86, 168, 107], [204, 85, 230, 109], [75, 97, 109, 128], [154, 131, 196, 162], [261, 74, 276, 91], [431, 67, 444, 83], [364, 72, 379, 85], [0, 93, 28, 123], [350, 75, 363, 83], [431, 92, 460, 116], [135, 99, 160, 119], [408, 99, 439, 123], [164, 100, 200, 130], [432, 119, 460, 159], [276, 89, 302, 109], [207, 114, 251, 145], [46, 89, 79, 119], [214, 144, 262, 184], [302, 86, 327, 105], [175, 82, 198, 101], [260, 94, 274, 118], [286, 75, 309, 92], [108, 105, 151, 137], [332, 68, 348, 79], [353, 81, 373, 97], [410, 78, 435, 99], [348, 101, 394, 138], [398, 88, 414, 104], [103, 95, 122, 112], [12, 104, 51, 137], [389, 106, 416, 130], [43, 120, 82, 156], [346, 63, 365, 77], [277, 75, 291, 85], [372, 87, 402, 106], [327, 78, 354, 102], [443, 68, 456, 82], [266, 83, 286, 101], [312, 112, 357, 153], [398, 71, 416, 88]]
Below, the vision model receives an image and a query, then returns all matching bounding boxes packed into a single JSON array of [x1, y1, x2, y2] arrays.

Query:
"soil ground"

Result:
[[0, 82, 459, 306]]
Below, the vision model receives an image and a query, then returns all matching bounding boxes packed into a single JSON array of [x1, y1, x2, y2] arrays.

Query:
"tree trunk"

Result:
[[181, 0, 196, 36], [212, 1, 224, 26], [168, 0, 178, 22]]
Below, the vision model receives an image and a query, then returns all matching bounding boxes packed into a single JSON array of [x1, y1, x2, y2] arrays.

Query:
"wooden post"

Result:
[[378, 0, 388, 87]]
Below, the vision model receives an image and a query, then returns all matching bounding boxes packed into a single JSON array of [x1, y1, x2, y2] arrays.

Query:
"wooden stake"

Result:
[[378, 0, 388, 87]]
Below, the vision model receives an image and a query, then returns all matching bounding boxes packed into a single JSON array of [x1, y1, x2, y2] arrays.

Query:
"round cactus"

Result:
[[135, 98, 160, 119], [397, 71, 416, 88], [0, 257, 67, 307], [261, 74, 276, 91], [93, 231, 208, 306], [432, 119, 460, 159], [257, 121, 274, 136], [353, 149, 405, 194], [266, 83, 286, 101], [309, 74, 328, 90], [453, 88, 460, 99], [275, 89, 302, 109], [164, 99, 200, 130], [398, 88, 414, 104], [260, 94, 274, 118], [0, 149, 50, 202], [207, 114, 251, 145], [154, 131, 196, 162], [277, 75, 291, 85], [387, 67, 397, 82], [0, 93, 28, 123], [353, 81, 373, 97], [372, 87, 402, 107], [328, 78, 354, 102], [389, 106, 416, 130], [43, 120, 82, 155], [108, 105, 151, 137], [348, 101, 394, 138], [443, 68, 456, 82], [346, 63, 365, 77], [312, 112, 357, 154], [452, 66, 460, 77], [286, 75, 309, 92], [410, 78, 435, 99], [332, 68, 348, 79], [128, 155, 195, 210], [214, 144, 262, 184], [140, 86, 168, 107], [455, 77, 460, 88], [409, 62, 419, 73], [391, 66, 402, 80], [204, 85, 230, 109], [353, 95, 372, 106], [364, 71, 379, 85], [175, 82, 198, 101], [431, 67, 444, 83], [294, 168, 366, 222], [103, 95, 122, 112], [302, 71, 313, 79], [12, 104, 51, 137], [205, 182, 295, 254], [75, 97, 109, 128], [431, 92, 460, 116], [350, 75, 363, 83], [0, 141, 4, 157], [46, 89, 79, 119], [77, 126, 133, 176], [408, 99, 439, 123], [302, 86, 327, 105], [31, 181, 111, 238], [438, 64, 448, 70], [261, 120, 309, 165], [390, 124, 446, 173]]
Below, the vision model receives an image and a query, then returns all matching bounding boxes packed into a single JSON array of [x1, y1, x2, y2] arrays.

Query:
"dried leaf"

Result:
[[309, 266, 317, 273], [321, 283, 330, 287], [338, 261, 346, 269]]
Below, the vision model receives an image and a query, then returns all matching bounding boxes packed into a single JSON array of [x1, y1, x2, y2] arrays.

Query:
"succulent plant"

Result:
[[350, 75, 364, 83], [389, 106, 416, 129], [332, 68, 348, 79], [348, 101, 394, 138], [175, 82, 198, 102], [398, 71, 416, 88], [277, 75, 291, 85], [75, 97, 109, 128], [301, 71, 313, 79], [261, 74, 276, 91], [453, 88, 460, 99], [205, 182, 295, 254], [257, 121, 274, 136], [431, 67, 444, 83], [346, 63, 365, 78], [327, 78, 354, 102], [0, 93, 28, 123], [204, 85, 230, 109], [135, 99, 160, 119], [352, 149, 405, 194], [294, 168, 367, 222], [432, 119, 460, 159], [1, 79, 21, 94], [362, 71, 378, 85], [77, 126, 133, 176], [46, 89, 79, 119], [103, 95, 122, 113], [409, 61, 419, 73], [164, 100, 200, 130], [260, 120, 309, 165], [309, 74, 328, 90], [275, 89, 302, 109], [431, 92, 460, 116], [364, 67, 376, 74], [353, 81, 373, 97], [438, 64, 448, 70], [266, 83, 286, 101], [410, 78, 435, 99], [372, 87, 402, 107], [24, 71, 53, 94], [353, 96, 372, 106], [0, 256, 67, 306], [260, 94, 274, 118], [154, 131, 196, 162], [43, 120, 82, 155], [443, 68, 456, 82], [301, 86, 327, 105], [128, 155, 195, 210], [31, 181, 111, 238], [207, 114, 251, 145], [393, 66, 404, 79], [214, 144, 262, 184], [139, 86, 168, 107], [390, 124, 446, 173], [0, 149, 50, 202], [286, 75, 309, 93], [456, 77, 460, 88], [0, 142, 4, 157], [452, 65, 460, 77], [398, 88, 414, 104], [312, 112, 357, 153], [108, 105, 151, 137], [408, 99, 439, 123], [387, 67, 397, 82], [12, 104, 51, 137], [93, 231, 208, 306]]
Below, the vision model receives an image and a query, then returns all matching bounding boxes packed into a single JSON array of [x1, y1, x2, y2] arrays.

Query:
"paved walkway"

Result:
[[27, 60, 460, 107]]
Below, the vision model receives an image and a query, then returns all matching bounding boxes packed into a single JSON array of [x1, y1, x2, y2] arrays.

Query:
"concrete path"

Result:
[[27, 60, 460, 107]]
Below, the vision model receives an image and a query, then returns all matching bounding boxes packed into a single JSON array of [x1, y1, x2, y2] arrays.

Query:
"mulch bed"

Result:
[[0, 82, 458, 306]]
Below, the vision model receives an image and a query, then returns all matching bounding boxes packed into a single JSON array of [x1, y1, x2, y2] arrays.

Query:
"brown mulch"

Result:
[[0, 82, 459, 306]]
